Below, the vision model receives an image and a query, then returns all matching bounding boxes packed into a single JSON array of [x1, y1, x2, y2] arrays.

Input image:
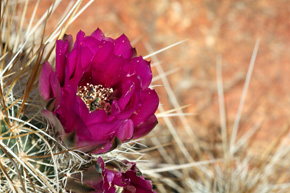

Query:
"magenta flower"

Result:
[[96, 157, 156, 193], [65, 158, 156, 193], [39, 29, 159, 153]]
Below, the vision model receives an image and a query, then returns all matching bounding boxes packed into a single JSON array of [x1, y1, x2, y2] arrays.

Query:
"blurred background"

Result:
[[26, 0, 290, 191], [30, 0, 290, 153]]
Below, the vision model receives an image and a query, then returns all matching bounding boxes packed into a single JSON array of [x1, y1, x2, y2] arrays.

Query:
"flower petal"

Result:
[[124, 170, 156, 193], [55, 39, 69, 85], [131, 89, 159, 126], [124, 56, 152, 89], [39, 62, 54, 100], [65, 48, 83, 85], [92, 40, 114, 64], [117, 79, 136, 111], [63, 34, 73, 51], [56, 106, 92, 140], [114, 34, 134, 59], [83, 36, 102, 54], [117, 91, 141, 120], [92, 54, 124, 87], [116, 119, 134, 141], [73, 30, 85, 49], [90, 28, 105, 41], [39, 62, 61, 105], [133, 115, 157, 139], [91, 142, 113, 154], [86, 119, 122, 140], [76, 139, 109, 153], [49, 72, 61, 109], [65, 49, 77, 82], [80, 46, 94, 70]]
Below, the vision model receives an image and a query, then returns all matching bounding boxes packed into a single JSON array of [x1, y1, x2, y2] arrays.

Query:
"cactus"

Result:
[[1, 2, 63, 191], [0, 1, 94, 192], [0, 1, 157, 192], [2, 1, 290, 193]]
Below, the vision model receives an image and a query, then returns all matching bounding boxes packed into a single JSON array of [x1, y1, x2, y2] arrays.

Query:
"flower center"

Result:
[[76, 83, 113, 113]]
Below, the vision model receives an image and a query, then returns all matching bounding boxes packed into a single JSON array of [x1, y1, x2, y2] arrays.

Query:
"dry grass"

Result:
[[125, 39, 290, 193], [0, 1, 94, 192], [1, 0, 290, 193]]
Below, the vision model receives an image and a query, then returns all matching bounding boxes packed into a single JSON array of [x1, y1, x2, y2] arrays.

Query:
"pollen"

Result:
[[76, 83, 113, 113]]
